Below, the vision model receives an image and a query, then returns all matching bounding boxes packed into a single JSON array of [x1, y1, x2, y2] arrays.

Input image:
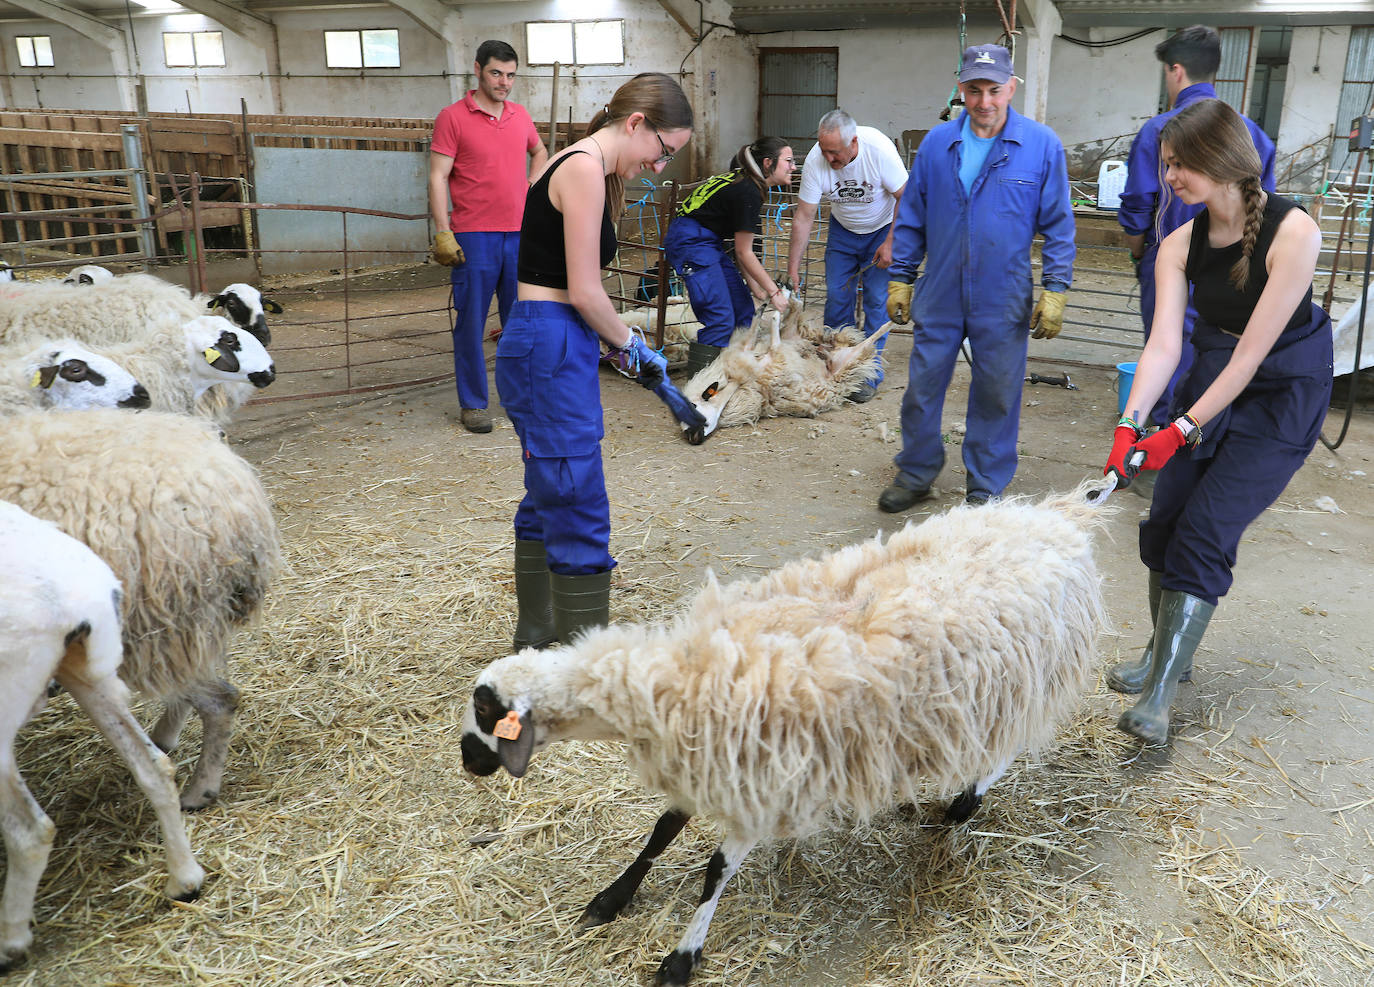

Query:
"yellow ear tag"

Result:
[[493, 710, 522, 740], [204, 346, 222, 363], [30, 369, 42, 387]]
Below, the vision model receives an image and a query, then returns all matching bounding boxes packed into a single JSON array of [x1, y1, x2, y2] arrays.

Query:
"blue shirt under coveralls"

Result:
[[1117, 83, 1276, 426], [888, 106, 1076, 498]]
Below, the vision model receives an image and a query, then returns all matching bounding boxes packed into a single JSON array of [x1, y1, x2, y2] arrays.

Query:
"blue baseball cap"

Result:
[[958, 44, 1014, 84]]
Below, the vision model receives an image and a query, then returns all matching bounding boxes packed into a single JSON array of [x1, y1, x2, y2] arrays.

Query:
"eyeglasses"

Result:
[[650, 127, 675, 165]]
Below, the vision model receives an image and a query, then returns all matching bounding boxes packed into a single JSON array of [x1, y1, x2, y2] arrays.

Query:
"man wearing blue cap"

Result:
[[880, 43, 1076, 511]]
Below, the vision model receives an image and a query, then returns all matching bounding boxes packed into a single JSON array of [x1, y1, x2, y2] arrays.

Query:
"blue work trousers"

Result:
[[495, 300, 616, 576], [825, 220, 891, 383], [450, 231, 520, 410], [1136, 246, 1197, 427], [893, 313, 1029, 497], [663, 217, 755, 348]]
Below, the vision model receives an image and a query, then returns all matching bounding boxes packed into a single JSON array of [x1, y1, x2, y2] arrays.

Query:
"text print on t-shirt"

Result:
[[832, 179, 875, 202]]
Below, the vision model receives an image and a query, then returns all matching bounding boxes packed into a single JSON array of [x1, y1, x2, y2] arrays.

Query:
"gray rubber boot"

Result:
[[513, 539, 557, 651], [1106, 570, 1192, 694], [551, 570, 612, 644], [685, 342, 723, 378], [1117, 590, 1214, 746]]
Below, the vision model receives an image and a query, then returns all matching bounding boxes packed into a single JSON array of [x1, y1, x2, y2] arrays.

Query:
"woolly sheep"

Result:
[[0, 500, 204, 971], [0, 339, 149, 415], [462, 486, 1107, 985], [62, 263, 114, 286], [0, 409, 281, 810]]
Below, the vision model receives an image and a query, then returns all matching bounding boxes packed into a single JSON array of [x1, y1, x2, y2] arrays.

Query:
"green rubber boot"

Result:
[[513, 539, 557, 651], [1117, 590, 1214, 746], [685, 342, 723, 378], [1106, 570, 1193, 694], [551, 570, 612, 644]]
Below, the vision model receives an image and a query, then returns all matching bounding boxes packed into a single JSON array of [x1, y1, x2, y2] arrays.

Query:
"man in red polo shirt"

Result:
[[429, 39, 548, 433]]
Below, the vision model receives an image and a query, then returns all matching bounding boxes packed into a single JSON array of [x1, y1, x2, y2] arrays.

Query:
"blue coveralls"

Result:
[[450, 231, 520, 410], [1118, 84, 1276, 426], [662, 217, 756, 348], [495, 300, 616, 576], [888, 107, 1077, 497], [824, 221, 892, 383]]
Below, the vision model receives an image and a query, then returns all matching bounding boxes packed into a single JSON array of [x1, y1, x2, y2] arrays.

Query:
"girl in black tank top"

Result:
[[1101, 98, 1333, 750]]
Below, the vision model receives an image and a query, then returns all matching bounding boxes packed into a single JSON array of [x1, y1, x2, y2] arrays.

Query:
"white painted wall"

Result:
[[0, 21, 123, 110], [1277, 25, 1351, 187], [133, 12, 274, 115]]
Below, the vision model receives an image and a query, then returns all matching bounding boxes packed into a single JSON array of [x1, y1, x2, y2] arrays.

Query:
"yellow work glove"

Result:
[[432, 231, 465, 267], [1029, 289, 1067, 339], [886, 280, 914, 325]]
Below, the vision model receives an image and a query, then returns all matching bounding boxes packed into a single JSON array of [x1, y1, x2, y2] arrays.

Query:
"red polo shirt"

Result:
[[431, 91, 541, 233]]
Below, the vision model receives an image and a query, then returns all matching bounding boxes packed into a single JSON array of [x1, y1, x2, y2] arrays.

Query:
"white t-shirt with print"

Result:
[[798, 125, 908, 235]]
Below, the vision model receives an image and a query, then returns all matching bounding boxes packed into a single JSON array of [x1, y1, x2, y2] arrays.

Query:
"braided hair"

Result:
[[583, 72, 694, 220], [1158, 98, 1264, 292]]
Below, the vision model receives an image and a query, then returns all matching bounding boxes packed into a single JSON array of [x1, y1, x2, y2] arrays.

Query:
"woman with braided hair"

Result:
[[1102, 98, 1333, 746], [662, 137, 796, 375]]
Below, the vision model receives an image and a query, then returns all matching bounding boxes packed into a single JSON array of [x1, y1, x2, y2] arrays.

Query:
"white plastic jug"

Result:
[[1097, 159, 1128, 210]]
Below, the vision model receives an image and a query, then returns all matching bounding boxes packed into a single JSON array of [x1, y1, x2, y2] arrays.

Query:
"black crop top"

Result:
[[517, 150, 618, 289], [1185, 194, 1312, 336]]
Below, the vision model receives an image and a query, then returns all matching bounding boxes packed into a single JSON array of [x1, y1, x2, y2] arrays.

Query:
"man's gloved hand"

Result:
[[432, 231, 465, 267], [1130, 414, 1200, 472], [1029, 289, 1067, 339], [1104, 417, 1143, 482], [625, 335, 668, 390], [886, 280, 914, 325]]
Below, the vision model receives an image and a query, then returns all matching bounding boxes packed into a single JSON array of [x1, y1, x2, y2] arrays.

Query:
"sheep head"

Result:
[[25, 341, 149, 410]]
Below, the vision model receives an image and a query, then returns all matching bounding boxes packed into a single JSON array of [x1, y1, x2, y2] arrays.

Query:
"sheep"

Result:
[[679, 299, 893, 443], [461, 485, 1108, 986], [62, 263, 114, 286], [0, 339, 150, 415], [0, 500, 205, 971], [0, 408, 281, 810], [0, 260, 12, 281], [0, 272, 281, 348]]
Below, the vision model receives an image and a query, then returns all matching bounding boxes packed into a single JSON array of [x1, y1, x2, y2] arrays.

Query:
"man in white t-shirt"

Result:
[[785, 108, 907, 402]]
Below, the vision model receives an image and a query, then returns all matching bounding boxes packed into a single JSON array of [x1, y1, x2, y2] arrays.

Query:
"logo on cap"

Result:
[[975, 50, 995, 64]]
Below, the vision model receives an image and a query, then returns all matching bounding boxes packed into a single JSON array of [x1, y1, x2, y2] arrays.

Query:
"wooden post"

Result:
[[548, 62, 561, 154]]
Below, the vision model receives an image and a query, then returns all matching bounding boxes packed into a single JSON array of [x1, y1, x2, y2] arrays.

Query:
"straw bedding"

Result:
[[6, 397, 1372, 987]]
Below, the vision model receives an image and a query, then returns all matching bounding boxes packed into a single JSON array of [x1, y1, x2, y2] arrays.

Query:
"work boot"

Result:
[[1107, 571, 1182, 694], [1116, 590, 1214, 746], [551, 570, 612, 644], [513, 539, 556, 651], [685, 342, 723, 378], [460, 408, 493, 434], [878, 476, 933, 513]]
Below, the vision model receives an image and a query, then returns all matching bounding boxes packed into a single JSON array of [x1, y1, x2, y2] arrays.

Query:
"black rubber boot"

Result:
[[1106, 570, 1189, 694], [513, 539, 557, 651], [551, 570, 612, 644], [1117, 590, 1214, 746], [685, 342, 723, 378]]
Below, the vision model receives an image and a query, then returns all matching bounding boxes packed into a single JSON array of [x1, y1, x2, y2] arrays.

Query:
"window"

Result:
[[163, 31, 225, 68], [526, 20, 624, 66], [1331, 26, 1374, 179], [324, 29, 400, 69], [1215, 27, 1254, 114], [15, 36, 53, 68]]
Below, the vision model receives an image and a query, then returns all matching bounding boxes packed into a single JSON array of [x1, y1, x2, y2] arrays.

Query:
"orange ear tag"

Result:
[[493, 710, 522, 740]]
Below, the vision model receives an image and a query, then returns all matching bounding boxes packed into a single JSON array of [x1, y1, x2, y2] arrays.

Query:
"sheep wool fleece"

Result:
[[495, 300, 615, 576]]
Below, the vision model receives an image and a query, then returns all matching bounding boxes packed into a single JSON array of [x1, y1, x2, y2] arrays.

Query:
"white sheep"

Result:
[[0, 408, 281, 810], [461, 485, 1107, 986], [62, 263, 115, 286], [0, 500, 205, 971], [0, 339, 149, 415], [680, 299, 892, 442], [0, 260, 12, 281]]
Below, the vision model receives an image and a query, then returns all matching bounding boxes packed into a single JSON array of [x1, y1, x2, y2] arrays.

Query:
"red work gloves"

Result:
[[1104, 418, 1142, 480], [1131, 415, 1202, 472]]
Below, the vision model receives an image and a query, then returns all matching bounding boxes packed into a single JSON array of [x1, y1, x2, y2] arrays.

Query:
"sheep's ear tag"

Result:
[[493, 710, 522, 740], [204, 346, 222, 363], [32, 365, 59, 389]]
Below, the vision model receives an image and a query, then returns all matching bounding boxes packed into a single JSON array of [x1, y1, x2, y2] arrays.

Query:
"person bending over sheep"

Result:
[[463, 486, 1108, 985]]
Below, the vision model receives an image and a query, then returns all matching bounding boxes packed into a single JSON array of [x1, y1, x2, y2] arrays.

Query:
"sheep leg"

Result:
[[178, 679, 240, 811], [944, 754, 1017, 824], [149, 698, 193, 753], [0, 706, 54, 971], [577, 808, 690, 931], [655, 837, 756, 987]]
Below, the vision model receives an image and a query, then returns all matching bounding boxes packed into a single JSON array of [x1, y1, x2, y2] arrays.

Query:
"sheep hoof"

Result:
[[654, 947, 701, 986], [0, 947, 27, 974], [944, 785, 982, 824], [684, 426, 705, 445], [180, 790, 218, 812], [575, 887, 630, 932]]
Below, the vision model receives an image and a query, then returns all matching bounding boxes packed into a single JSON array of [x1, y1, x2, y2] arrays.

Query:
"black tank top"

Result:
[[517, 150, 618, 289], [1186, 194, 1313, 336]]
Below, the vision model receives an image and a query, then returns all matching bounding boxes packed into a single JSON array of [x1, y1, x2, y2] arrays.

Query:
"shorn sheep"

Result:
[[463, 486, 1108, 985], [0, 339, 149, 414], [0, 500, 204, 971], [0, 409, 281, 810]]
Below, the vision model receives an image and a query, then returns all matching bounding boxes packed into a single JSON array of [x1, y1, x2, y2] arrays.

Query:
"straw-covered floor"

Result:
[[10, 369, 1374, 986]]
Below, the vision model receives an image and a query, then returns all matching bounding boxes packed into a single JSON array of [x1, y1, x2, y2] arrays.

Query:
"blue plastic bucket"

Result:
[[1116, 361, 1137, 416]]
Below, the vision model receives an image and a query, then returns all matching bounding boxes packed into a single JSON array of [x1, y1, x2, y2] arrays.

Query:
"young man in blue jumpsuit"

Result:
[[880, 44, 1076, 511], [1118, 25, 1276, 429]]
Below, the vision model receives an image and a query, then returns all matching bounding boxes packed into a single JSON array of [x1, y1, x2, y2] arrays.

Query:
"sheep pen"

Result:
[[5, 276, 1371, 986]]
